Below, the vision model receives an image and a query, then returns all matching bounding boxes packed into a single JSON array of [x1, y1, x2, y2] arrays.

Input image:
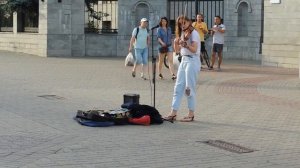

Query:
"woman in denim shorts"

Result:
[[157, 17, 176, 80]]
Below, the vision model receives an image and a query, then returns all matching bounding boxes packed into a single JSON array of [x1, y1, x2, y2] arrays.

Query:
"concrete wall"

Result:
[[89, 0, 167, 57], [46, 0, 85, 57], [0, 33, 46, 56], [262, 0, 300, 68], [85, 34, 117, 57], [223, 0, 263, 61]]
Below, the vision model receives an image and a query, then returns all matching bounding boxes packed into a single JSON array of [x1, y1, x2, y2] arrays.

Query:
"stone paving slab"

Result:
[[0, 51, 299, 168]]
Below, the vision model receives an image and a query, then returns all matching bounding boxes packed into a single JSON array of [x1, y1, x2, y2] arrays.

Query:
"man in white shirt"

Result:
[[209, 16, 226, 71]]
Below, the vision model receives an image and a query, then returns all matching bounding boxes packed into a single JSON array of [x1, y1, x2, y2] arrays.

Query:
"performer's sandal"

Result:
[[180, 116, 194, 122], [163, 115, 177, 123]]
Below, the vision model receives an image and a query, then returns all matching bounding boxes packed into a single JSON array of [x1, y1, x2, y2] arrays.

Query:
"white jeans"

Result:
[[171, 55, 201, 112]]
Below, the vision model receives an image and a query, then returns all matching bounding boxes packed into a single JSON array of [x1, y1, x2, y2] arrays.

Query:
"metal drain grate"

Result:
[[38, 95, 65, 100], [199, 140, 256, 154]]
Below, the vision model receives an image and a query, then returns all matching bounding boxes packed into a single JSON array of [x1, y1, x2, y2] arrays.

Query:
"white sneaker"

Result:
[[141, 73, 147, 80]]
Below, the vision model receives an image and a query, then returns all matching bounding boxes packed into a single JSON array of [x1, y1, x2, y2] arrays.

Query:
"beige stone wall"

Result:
[[262, 0, 300, 68], [0, 33, 47, 57], [0, 1, 47, 57]]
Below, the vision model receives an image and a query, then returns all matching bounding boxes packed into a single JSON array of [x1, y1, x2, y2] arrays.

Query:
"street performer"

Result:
[[164, 15, 201, 122]]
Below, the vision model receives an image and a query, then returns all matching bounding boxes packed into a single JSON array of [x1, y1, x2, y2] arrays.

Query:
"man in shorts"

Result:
[[209, 16, 226, 71], [129, 18, 150, 79]]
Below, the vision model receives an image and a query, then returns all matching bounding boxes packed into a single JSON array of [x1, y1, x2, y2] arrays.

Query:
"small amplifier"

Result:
[[123, 93, 140, 104]]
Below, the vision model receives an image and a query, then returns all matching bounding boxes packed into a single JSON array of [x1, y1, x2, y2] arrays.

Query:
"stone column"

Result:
[[70, 0, 85, 57], [13, 12, 24, 33], [46, 0, 85, 57], [13, 12, 17, 34]]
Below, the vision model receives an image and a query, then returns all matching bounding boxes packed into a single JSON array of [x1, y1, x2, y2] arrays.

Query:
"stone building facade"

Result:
[[223, 0, 264, 61], [0, 0, 299, 72], [262, 0, 300, 69]]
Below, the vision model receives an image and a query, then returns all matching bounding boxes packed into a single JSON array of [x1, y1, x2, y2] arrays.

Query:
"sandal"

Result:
[[171, 74, 176, 80], [132, 71, 136, 77], [159, 73, 163, 79], [180, 116, 194, 122], [163, 115, 177, 123]]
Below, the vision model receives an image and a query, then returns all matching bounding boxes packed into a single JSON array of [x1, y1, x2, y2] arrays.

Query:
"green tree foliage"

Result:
[[85, 0, 109, 20], [2, 0, 39, 13], [1, 0, 38, 15], [1, 0, 109, 20]]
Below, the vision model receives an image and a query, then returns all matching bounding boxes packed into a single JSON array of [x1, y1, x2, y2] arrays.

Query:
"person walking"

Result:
[[157, 17, 176, 80], [129, 18, 150, 80], [209, 16, 226, 71], [192, 13, 208, 65], [164, 15, 201, 122]]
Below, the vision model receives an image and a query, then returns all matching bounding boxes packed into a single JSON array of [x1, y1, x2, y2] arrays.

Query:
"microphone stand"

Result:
[[151, 26, 158, 108], [151, 28, 156, 108]]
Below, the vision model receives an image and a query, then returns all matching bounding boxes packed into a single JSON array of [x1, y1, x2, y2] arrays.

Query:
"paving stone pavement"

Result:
[[0, 51, 299, 168]]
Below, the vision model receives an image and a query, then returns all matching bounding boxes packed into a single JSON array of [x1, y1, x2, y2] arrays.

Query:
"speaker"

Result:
[[123, 93, 140, 104]]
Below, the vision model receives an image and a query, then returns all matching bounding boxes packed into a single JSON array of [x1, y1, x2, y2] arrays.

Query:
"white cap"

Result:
[[140, 18, 148, 22]]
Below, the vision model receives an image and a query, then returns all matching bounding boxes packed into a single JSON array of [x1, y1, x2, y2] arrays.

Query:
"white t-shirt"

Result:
[[180, 30, 201, 56], [212, 24, 226, 44]]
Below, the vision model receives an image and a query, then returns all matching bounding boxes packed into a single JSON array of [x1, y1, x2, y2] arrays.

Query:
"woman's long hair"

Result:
[[175, 15, 192, 38], [159, 17, 169, 27]]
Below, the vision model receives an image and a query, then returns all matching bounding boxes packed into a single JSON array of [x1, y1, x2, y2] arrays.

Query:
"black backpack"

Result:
[[128, 104, 163, 124]]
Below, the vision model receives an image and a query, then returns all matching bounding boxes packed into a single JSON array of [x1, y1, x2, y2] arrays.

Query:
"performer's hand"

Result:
[[179, 39, 187, 47]]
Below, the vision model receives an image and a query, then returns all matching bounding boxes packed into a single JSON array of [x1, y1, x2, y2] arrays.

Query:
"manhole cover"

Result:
[[199, 140, 256, 154], [38, 95, 65, 100]]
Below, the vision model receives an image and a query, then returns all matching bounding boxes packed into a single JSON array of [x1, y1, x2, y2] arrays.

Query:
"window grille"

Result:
[[168, 0, 224, 34], [23, 12, 39, 33], [85, 0, 118, 34]]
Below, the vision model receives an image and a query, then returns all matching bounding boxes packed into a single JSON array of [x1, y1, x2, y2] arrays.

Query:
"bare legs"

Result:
[[157, 52, 176, 79], [210, 51, 222, 70]]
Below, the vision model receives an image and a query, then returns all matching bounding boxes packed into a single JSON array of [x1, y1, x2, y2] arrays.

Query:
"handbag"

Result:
[[159, 46, 168, 53], [125, 52, 134, 66]]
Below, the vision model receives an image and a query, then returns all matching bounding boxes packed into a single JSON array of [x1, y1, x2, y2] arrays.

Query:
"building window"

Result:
[[237, 2, 248, 37], [0, 0, 39, 33], [0, 10, 13, 32], [22, 11, 39, 33], [85, 0, 118, 34]]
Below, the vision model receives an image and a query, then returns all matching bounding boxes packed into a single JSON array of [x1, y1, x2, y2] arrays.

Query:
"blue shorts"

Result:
[[158, 45, 173, 54], [134, 48, 148, 65]]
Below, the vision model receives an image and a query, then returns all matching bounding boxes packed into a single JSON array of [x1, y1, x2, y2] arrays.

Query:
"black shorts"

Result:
[[212, 43, 223, 53], [201, 42, 206, 52]]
